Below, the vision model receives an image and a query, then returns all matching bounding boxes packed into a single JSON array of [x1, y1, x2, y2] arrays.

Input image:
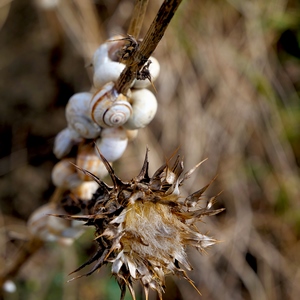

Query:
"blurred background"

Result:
[[1, 0, 300, 299]]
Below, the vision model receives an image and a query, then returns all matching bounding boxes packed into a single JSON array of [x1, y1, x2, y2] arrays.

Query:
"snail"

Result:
[[93, 35, 124, 69], [89, 82, 132, 128], [51, 158, 82, 189], [124, 89, 158, 130], [66, 92, 101, 139], [28, 203, 58, 242], [93, 42, 110, 69], [53, 127, 83, 159], [28, 203, 83, 243], [93, 36, 127, 89], [71, 181, 99, 200], [93, 61, 126, 89], [133, 56, 160, 89], [76, 143, 109, 181], [95, 127, 128, 162], [92, 35, 159, 90]]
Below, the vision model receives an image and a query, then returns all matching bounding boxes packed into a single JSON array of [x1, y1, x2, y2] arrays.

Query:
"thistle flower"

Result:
[[59, 150, 224, 300]]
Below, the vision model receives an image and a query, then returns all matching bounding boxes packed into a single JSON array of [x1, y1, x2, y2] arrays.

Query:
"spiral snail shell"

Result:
[[93, 35, 124, 69], [66, 92, 101, 139], [52, 158, 82, 189], [76, 143, 109, 181], [124, 89, 158, 130], [90, 82, 132, 128], [95, 127, 128, 162], [93, 36, 127, 89], [53, 127, 83, 159]]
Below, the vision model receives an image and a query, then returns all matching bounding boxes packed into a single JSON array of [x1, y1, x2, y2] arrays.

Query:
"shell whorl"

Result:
[[95, 127, 128, 162], [66, 92, 101, 139], [90, 82, 132, 128], [53, 127, 82, 159], [93, 61, 125, 89], [124, 89, 158, 130]]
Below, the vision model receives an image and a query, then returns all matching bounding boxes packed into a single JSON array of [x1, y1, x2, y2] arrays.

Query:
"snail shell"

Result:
[[66, 92, 101, 139], [93, 35, 124, 69], [52, 158, 82, 189], [71, 181, 99, 200], [93, 36, 126, 89], [76, 144, 109, 181], [53, 127, 83, 159], [90, 82, 132, 128], [133, 56, 160, 89], [95, 127, 128, 162], [124, 89, 158, 130], [93, 61, 125, 89], [93, 43, 110, 69], [28, 203, 83, 243], [28, 203, 58, 241], [47, 212, 83, 241]]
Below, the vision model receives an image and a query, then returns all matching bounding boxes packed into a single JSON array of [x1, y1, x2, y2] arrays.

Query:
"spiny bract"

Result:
[[61, 149, 224, 300]]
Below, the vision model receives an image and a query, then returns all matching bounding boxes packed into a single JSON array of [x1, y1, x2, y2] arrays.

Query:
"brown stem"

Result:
[[115, 0, 182, 94], [127, 0, 149, 38]]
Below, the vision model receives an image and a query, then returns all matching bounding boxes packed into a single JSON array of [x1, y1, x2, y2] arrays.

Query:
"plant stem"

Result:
[[115, 0, 182, 94], [127, 0, 149, 38]]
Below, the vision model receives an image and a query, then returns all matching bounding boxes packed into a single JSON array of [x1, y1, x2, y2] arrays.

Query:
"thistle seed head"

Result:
[[62, 149, 224, 300]]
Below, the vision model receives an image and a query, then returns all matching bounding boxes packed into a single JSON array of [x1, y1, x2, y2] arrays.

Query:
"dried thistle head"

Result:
[[61, 149, 224, 300]]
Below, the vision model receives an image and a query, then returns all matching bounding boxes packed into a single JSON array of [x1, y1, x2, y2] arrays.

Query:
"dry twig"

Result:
[[115, 0, 182, 94]]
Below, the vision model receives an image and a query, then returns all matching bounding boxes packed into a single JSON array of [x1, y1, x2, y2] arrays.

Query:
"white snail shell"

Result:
[[93, 43, 110, 69], [52, 158, 82, 189], [90, 82, 132, 128], [93, 61, 125, 89], [71, 181, 99, 200], [124, 89, 158, 130], [28, 203, 83, 243], [66, 92, 101, 139], [95, 127, 128, 162], [28, 203, 58, 241], [133, 56, 160, 89], [53, 127, 83, 159], [47, 212, 83, 241], [93, 35, 123, 69], [76, 144, 109, 181], [93, 36, 136, 89], [93, 36, 125, 89]]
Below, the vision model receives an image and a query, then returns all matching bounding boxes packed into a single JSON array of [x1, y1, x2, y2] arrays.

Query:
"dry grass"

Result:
[[1, 0, 300, 299]]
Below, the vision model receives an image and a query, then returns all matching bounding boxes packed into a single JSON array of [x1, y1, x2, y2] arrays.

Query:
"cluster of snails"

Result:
[[27, 35, 160, 243]]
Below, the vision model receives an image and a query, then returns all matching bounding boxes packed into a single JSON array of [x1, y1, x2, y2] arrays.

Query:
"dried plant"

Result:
[[55, 149, 224, 299], [2, 0, 300, 299]]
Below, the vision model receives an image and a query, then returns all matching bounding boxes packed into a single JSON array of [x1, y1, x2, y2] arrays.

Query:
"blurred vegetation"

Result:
[[1, 0, 300, 299]]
